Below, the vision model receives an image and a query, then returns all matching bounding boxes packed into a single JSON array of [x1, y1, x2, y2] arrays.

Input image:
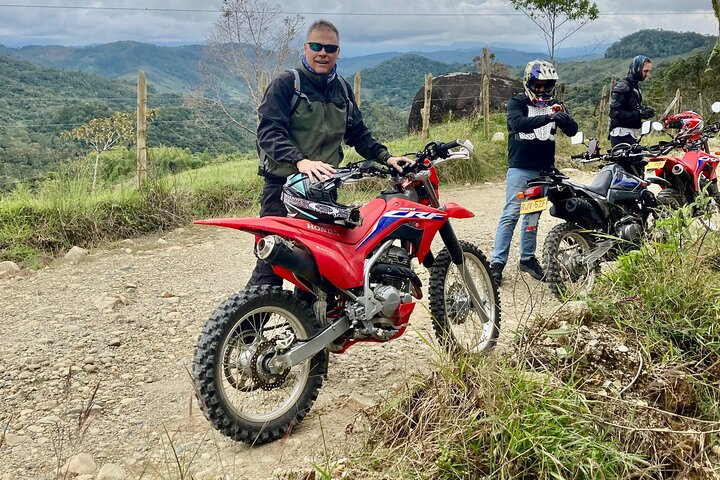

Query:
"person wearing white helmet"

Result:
[[489, 59, 578, 285]]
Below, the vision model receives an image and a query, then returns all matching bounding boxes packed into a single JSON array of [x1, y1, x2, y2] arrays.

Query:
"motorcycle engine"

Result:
[[370, 246, 412, 291], [368, 246, 414, 320], [615, 215, 643, 243]]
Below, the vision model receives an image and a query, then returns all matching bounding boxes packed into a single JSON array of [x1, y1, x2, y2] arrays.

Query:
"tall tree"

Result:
[[708, 0, 720, 72], [509, 0, 599, 64], [63, 110, 158, 193], [189, 0, 303, 134]]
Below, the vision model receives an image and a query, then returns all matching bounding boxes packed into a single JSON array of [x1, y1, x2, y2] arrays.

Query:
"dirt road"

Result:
[[0, 172, 593, 480]]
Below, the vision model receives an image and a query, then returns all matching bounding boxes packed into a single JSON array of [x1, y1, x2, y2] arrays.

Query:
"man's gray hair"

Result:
[[307, 20, 340, 41]]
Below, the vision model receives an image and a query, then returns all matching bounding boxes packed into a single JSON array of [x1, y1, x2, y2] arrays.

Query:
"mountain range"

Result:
[[0, 29, 717, 190], [0, 40, 611, 93]]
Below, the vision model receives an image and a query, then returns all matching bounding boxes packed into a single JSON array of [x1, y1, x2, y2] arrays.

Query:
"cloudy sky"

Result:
[[0, 0, 716, 57]]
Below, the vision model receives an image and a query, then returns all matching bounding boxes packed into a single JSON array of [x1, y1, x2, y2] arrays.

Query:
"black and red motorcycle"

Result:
[[519, 124, 670, 299]]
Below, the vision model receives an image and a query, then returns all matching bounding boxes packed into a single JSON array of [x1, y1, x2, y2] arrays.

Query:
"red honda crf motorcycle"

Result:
[[192, 140, 500, 445], [647, 101, 720, 229]]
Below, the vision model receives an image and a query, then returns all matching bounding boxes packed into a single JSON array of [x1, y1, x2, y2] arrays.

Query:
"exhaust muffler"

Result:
[[256, 235, 325, 288]]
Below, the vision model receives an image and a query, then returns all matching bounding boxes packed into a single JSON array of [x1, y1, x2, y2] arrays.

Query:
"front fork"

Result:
[[439, 222, 492, 325]]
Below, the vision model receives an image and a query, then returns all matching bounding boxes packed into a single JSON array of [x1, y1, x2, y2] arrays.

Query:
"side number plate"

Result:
[[520, 197, 548, 214]]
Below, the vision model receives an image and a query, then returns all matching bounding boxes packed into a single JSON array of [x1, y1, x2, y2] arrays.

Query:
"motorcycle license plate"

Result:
[[645, 160, 665, 170], [520, 197, 548, 214]]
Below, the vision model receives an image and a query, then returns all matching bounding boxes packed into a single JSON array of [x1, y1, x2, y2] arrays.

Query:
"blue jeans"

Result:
[[491, 168, 542, 266]]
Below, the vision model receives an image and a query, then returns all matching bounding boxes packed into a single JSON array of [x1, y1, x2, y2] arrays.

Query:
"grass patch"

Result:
[[356, 355, 643, 479]]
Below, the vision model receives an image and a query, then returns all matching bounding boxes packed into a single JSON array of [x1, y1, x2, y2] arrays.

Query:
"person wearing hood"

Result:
[[609, 55, 654, 147], [249, 19, 411, 288]]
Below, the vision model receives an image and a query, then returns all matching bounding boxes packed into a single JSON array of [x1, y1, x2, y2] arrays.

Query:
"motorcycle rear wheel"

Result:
[[543, 223, 599, 300], [429, 241, 500, 353], [193, 285, 326, 445]]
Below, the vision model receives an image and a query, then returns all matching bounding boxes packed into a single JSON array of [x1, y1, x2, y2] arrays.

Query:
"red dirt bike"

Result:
[[192, 140, 501, 445], [646, 101, 720, 230]]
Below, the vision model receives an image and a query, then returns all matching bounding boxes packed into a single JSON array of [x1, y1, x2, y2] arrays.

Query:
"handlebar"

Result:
[[339, 139, 474, 183]]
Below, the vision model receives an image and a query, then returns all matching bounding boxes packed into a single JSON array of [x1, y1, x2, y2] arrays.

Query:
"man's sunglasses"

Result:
[[307, 42, 339, 54]]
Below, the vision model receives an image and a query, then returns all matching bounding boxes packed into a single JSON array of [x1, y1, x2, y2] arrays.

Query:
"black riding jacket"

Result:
[[256, 63, 390, 179], [506, 93, 578, 171], [609, 75, 644, 131]]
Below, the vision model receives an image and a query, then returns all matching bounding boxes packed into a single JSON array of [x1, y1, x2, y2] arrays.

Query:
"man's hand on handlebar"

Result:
[[386, 156, 414, 173]]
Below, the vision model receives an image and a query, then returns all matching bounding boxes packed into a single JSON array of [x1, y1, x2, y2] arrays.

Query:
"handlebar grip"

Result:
[[437, 140, 462, 158], [570, 153, 585, 160]]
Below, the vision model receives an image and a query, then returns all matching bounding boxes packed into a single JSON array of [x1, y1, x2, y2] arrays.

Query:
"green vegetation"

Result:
[[0, 54, 257, 190], [341, 201, 720, 479], [605, 29, 717, 59], [357, 54, 473, 111], [0, 118, 509, 266]]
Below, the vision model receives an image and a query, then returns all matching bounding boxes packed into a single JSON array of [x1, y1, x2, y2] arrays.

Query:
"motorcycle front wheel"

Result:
[[543, 223, 599, 300], [429, 241, 500, 353], [193, 286, 326, 445], [698, 179, 720, 232]]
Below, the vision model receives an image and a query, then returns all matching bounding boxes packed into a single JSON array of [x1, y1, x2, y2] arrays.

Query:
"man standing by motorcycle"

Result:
[[489, 60, 578, 285], [609, 55, 655, 148], [249, 19, 411, 288]]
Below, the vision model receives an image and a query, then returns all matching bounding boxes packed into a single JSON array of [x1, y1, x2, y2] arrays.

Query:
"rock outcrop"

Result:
[[408, 73, 523, 133]]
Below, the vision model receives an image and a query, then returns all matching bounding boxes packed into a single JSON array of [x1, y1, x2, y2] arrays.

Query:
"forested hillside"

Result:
[[356, 54, 472, 111], [1, 41, 205, 92], [0, 55, 254, 190], [604, 29, 716, 59]]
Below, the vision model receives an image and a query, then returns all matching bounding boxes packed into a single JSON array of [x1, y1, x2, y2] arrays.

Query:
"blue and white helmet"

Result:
[[523, 59, 558, 106]]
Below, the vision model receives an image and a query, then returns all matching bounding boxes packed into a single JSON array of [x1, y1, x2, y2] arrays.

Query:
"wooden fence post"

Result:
[[482, 74, 490, 140], [698, 92, 704, 117], [596, 85, 608, 140], [675, 88, 682, 114], [661, 89, 682, 118], [354, 72, 362, 107], [421, 73, 433, 140], [555, 82, 565, 102], [136, 71, 147, 186]]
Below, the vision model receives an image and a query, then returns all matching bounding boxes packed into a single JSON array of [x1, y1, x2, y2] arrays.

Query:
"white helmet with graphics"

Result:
[[523, 60, 558, 106]]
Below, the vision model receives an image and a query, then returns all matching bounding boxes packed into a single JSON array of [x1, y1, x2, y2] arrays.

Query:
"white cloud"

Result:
[[0, 0, 716, 55]]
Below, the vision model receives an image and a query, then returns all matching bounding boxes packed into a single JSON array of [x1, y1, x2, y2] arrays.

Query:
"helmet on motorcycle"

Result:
[[523, 60, 558, 106], [662, 111, 703, 142], [628, 55, 651, 82], [281, 173, 362, 228]]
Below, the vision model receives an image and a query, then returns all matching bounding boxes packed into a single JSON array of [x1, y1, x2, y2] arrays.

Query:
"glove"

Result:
[[549, 111, 571, 128], [641, 106, 655, 119]]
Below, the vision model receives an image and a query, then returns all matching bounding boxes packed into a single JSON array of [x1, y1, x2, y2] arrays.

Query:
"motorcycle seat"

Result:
[[583, 170, 612, 196]]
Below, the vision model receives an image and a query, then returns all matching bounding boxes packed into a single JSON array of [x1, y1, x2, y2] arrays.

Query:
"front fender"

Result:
[[442, 202, 475, 219]]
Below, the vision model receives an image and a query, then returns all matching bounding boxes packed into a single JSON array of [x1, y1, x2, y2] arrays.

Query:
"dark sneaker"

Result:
[[490, 262, 504, 286], [519, 257, 545, 281]]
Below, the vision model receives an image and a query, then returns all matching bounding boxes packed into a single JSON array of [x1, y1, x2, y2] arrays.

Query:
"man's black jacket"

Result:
[[506, 93, 578, 171], [609, 75, 643, 131]]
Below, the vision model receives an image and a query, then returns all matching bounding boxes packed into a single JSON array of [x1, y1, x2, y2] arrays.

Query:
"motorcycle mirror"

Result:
[[712, 101, 720, 114], [651, 121, 664, 132], [588, 138, 599, 155], [459, 139, 475, 158], [641, 121, 652, 135], [570, 132, 584, 145]]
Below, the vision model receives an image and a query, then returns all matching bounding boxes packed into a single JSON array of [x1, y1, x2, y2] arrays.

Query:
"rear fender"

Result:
[[193, 217, 301, 237]]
